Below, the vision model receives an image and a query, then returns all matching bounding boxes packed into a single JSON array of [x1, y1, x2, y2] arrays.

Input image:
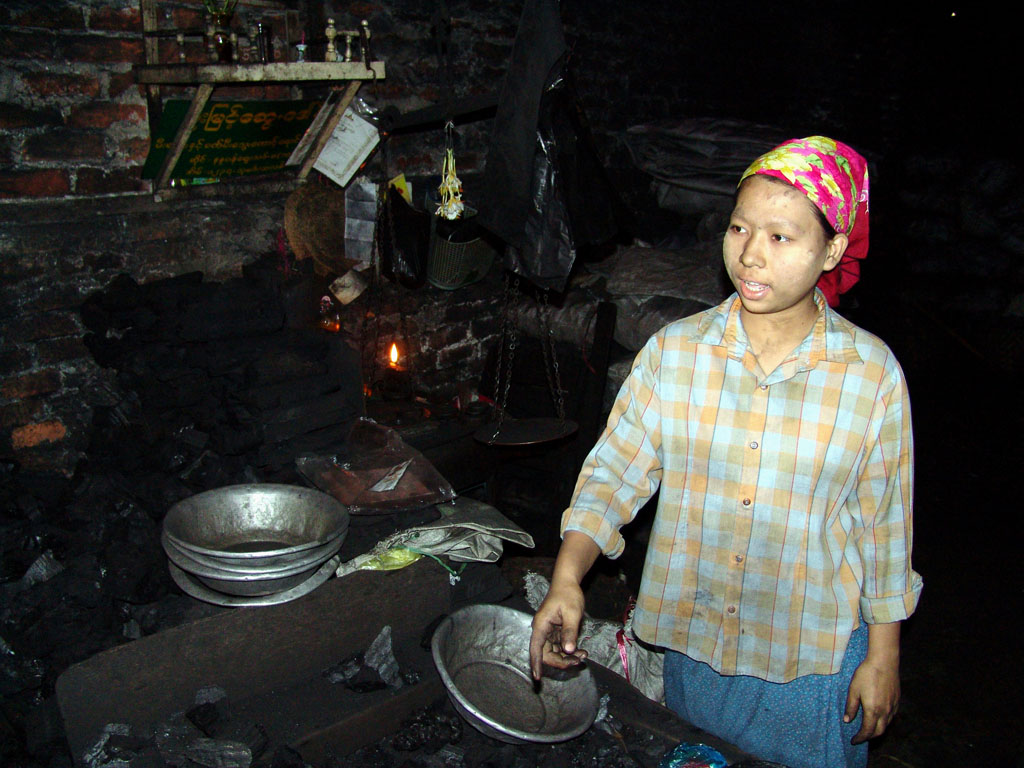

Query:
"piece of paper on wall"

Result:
[[311, 107, 380, 188]]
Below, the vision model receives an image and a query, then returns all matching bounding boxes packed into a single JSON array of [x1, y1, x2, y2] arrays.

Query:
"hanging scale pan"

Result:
[[474, 417, 578, 446]]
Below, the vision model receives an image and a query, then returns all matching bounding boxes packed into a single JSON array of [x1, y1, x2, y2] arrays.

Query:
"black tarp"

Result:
[[477, 0, 620, 293]]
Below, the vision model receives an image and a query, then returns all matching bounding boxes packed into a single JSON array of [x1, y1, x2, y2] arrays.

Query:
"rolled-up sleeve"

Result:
[[854, 360, 923, 624], [561, 336, 666, 558]]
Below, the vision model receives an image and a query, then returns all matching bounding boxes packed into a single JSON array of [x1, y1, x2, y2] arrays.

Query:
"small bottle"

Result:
[[256, 22, 273, 63]]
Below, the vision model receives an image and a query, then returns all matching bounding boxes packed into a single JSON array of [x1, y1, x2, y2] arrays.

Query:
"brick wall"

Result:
[[0, 0, 530, 480]]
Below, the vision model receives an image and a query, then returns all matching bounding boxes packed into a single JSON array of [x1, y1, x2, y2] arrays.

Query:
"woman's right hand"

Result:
[[529, 577, 588, 680], [527, 531, 602, 680]]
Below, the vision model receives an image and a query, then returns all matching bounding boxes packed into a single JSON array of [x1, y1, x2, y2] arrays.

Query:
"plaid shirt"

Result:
[[563, 293, 922, 682]]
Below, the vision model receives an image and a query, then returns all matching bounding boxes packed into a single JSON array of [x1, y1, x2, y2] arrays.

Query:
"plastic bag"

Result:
[[377, 184, 430, 288], [658, 743, 728, 768], [478, 0, 620, 292], [296, 418, 455, 514], [335, 497, 534, 580], [523, 571, 664, 703]]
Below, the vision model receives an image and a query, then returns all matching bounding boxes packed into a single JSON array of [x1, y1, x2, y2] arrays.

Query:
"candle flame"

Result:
[[389, 343, 399, 366]]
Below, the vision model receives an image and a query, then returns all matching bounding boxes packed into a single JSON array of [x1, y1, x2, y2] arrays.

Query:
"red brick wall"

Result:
[[1, 0, 700, 479], [0, 0, 150, 199], [0, 1, 521, 478]]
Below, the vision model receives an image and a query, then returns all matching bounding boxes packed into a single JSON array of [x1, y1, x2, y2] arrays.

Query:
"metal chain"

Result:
[[490, 273, 519, 435], [538, 290, 566, 421]]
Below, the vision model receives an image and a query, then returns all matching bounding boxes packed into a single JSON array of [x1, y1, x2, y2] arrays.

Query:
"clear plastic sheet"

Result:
[[296, 418, 455, 515]]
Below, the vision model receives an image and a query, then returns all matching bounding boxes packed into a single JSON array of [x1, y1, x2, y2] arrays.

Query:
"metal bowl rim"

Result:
[[194, 564, 320, 594], [162, 532, 343, 580], [431, 604, 597, 744], [160, 529, 346, 574], [163, 483, 350, 558]]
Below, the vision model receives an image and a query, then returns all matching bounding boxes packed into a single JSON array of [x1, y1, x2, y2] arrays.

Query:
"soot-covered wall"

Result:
[[1, 0, 1018, 481]]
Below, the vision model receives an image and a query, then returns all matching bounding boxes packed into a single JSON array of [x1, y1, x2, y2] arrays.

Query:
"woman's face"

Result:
[[724, 175, 847, 321]]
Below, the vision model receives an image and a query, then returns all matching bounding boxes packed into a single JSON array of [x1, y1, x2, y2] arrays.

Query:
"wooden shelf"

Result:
[[133, 61, 385, 200], [134, 60, 385, 85], [135, 0, 386, 200]]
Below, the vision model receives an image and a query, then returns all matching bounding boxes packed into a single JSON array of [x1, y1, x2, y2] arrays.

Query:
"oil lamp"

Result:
[[380, 340, 412, 400]]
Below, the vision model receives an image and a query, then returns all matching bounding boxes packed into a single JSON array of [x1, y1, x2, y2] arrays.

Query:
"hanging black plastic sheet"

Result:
[[477, 0, 619, 293]]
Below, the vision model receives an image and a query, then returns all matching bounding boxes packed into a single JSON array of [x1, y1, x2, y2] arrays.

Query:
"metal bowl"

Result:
[[193, 563, 320, 596], [163, 484, 350, 563], [431, 604, 599, 744], [161, 484, 349, 599], [160, 529, 345, 575], [160, 533, 340, 596]]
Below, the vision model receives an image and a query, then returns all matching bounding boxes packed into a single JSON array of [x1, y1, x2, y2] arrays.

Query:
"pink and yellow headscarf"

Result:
[[740, 136, 870, 307]]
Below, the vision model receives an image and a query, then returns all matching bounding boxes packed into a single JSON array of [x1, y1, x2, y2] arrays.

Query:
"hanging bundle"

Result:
[[436, 120, 464, 220]]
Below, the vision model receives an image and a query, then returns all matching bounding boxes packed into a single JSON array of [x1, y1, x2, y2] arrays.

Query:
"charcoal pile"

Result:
[[79, 256, 365, 482], [1, 256, 367, 768], [334, 700, 674, 768]]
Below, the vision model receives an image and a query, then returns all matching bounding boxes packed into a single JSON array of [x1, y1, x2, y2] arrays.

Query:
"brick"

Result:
[[0, 253, 48, 281], [0, 169, 72, 199], [35, 337, 90, 367], [83, 251, 129, 272], [22, 71, 102, 99], [0, 136, 11, 165], [108, 70, 143, 99], [24, 284, 91, 312], [436, 342, 475, 369], [0, 345, 32, 374], [346, 3, 382, 19], [89, 6, 141, 33], [24, 131, 106, 162], [7, 5, 86, 30], [2, 370, 63, 400], [10, 421, 68, 450], [4, 313, 81, 343], [0, 102, 65, 130], [0, 400, 42, 430], [0, 29, 58, 60], [118, 137, 151, 164], [76, 167, 149, 195], [62, 35, 145, 64], [170, 7, 204, 29], [68, 102, 146, 129]]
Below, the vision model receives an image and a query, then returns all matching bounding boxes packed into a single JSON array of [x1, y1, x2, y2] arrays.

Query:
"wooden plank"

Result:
[[56, 559, 451, 763], [134, 61, 386, 85], [154, 82, 213, 196], [140, 0, 163, 137]]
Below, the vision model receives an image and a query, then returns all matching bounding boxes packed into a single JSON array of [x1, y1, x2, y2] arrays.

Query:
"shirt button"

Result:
[[759, 384, 768, 390], [735, 554, 744, 563], [727, 605, 737, 614], [749, 441, 758, 450], [742, 498, 751, 507]]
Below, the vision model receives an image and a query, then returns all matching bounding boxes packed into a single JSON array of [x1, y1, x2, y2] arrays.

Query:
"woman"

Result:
[[528, 136, 922, 768]]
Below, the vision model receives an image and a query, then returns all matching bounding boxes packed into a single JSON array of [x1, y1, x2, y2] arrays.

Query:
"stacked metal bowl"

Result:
[[161, 484, 350, 607]]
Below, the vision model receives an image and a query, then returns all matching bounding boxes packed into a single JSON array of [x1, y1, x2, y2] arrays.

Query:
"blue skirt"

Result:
[[663, 621, 869, 768]]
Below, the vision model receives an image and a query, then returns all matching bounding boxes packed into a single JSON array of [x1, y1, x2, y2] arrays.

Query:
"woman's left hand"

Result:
[[845, 621, 901, 744]]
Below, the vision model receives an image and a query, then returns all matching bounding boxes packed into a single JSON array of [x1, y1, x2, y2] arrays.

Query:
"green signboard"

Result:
[[141, 99, 323, 181]]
